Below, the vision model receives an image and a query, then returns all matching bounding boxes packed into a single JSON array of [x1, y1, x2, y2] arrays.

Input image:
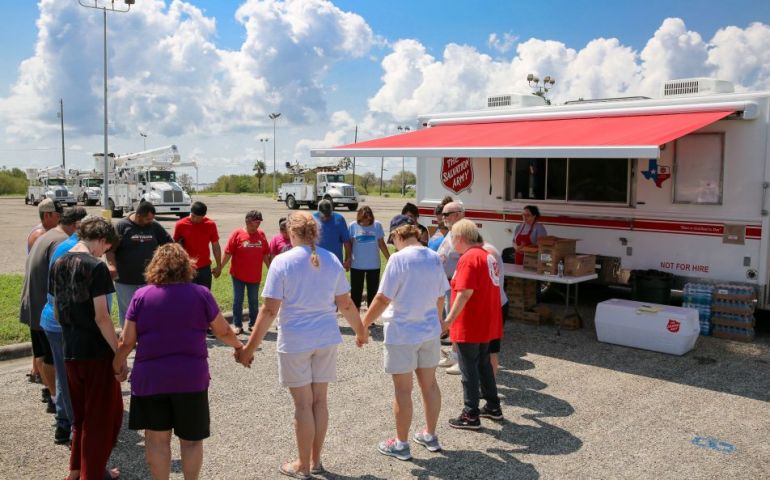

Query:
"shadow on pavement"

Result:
[[410, 448, 539, 480]]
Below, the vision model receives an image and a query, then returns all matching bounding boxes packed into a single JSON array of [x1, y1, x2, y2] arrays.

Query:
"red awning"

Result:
[[311, 110, 734, 159]]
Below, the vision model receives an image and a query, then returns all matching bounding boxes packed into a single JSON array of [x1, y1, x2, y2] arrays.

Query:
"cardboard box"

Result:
[[537, 237, 577, 275], [556, 313, 582, 330], [523, 251, 539, 271], [712, 330, 755, 342], [564, 254, 596, 277]]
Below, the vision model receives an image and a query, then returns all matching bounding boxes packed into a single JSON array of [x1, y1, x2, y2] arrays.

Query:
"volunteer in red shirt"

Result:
[[173, 201, 222, 290], [220, 210, 271, 335], [442, 218, 503, 430]]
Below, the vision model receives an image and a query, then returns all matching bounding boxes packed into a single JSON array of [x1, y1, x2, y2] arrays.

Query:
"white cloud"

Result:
[[488, 32, 518, 54], [708, 22, 770, 92], [0, 0, 374, 141]]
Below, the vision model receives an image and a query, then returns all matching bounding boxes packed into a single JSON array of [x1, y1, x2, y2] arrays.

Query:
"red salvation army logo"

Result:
[[667, 320, 681, 333], [441, 157, 473, 194]]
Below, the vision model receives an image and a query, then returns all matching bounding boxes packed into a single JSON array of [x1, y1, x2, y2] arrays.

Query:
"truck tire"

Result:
[[81, 194, 89, 206], [24, 196, 29, 205], [286, 195, 299, 210], [108, 198, 123, 218], [31, 195, 38, 206], [308, 201, 317, 210], [348, 203, 358, 211]]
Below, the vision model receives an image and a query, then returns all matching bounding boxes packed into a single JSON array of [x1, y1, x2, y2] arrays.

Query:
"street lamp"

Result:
[[269, 112, 281, 195], [78, 0, 132, 211], [139, 131, 147, 150], [397, 125, 411, 196], [57, 99, 65, 171]]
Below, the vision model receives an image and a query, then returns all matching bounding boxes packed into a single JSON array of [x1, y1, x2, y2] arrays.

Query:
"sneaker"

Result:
[[448, 411, 481, 430], [413, 430, 442, 452], [440, 333, 451, 346], [438, 352, 457, 368], [446, 363, 461, 375], [377, 438, 412, 461], [46, 398, 56, 414], [54, 426, 70, 445], [479, 405, 504, 421]]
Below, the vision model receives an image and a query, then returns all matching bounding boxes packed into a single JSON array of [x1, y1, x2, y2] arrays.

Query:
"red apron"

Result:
[[514, 224, 535, 265]]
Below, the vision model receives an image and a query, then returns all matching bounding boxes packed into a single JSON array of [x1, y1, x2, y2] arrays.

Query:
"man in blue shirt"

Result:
[[312, 199, 352, 270]]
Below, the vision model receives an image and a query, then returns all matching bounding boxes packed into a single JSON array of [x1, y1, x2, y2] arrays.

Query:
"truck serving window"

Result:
[[506, 157, 629, 204], [673, 133, 724, 205]]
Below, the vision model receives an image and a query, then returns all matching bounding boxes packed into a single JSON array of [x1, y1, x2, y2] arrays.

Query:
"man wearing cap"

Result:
[[20, 206, 87, 417], [436, 201, 465, 374], [106, 201, 173, 326], [220, 210, 271, 334], [27, 198, 62, 252], [173, 201, 222, 289], [313, 199, 352, 270]]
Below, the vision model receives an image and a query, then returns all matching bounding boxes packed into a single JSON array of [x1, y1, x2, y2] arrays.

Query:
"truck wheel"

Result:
[[308, 201, 317, 210], [24, 196, 29, 205], [108, 199, 123, 218], [81, 194, 88, 205], [348, 203, 358, 211], [286, 195, 299, 210], [31, 195, 38, 206]]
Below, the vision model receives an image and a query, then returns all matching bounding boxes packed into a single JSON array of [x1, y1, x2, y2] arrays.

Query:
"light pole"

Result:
[[397, 125, 411, 196], [269, 112, 281, 194], [140, 131, 147, 150], [79, 0, 133, 211], [259, 137, 269, 193], [57, 99, 65, 171]]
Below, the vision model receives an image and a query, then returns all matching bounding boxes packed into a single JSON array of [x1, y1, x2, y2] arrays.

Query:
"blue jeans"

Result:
[[194, 266, 212, 290], [114, 282, 143, 328], [232, 276, 259, 328], [44, 329, 72, 431]]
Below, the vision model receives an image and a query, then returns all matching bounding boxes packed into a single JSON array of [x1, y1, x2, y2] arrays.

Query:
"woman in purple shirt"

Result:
[[113, 243, 243, 480]]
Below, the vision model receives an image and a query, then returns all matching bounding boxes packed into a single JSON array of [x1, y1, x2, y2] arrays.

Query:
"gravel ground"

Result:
[[1, 308, 769, 479], [0, 193, 407, 274]]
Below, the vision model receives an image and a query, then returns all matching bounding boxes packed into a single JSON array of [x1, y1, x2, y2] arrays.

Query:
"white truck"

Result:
[[68, 169, 103, 206], [312, 77, 770, 309], [278, 158, 360, 211], [25, 166, 76, 206], [94, 145, 195, 218]]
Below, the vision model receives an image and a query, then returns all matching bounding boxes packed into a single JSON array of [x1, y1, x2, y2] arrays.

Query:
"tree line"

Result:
[[0, 167, 28, 195]]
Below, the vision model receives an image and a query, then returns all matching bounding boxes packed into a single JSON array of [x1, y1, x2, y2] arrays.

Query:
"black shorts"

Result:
[[489, 305, 507, 354], [129, 390, 210, 441], [30, 329, 53, 364]]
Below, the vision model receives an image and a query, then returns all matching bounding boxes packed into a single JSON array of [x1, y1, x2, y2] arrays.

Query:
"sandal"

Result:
[[311, 463, 325, 475], [279, 462, 310, 479]]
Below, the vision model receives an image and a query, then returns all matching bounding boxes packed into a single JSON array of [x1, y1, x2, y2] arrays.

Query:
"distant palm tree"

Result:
[[253, 161, 266, 192]]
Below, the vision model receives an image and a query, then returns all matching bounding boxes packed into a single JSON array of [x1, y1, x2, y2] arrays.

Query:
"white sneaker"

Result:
[[446, 363, 461, 375], [438, 352, 457, 368]]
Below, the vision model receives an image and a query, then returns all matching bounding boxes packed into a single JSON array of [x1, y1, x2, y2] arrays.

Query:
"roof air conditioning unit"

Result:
[[661, 78, 734, 97], [487, 93, 547, 108]]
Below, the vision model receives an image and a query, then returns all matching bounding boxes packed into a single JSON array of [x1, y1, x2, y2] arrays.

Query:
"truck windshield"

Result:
[[47, 178, 66, 186], [149, 171, 176, 182], [84, 178, 103, 187], [326, 174, 346, 183]]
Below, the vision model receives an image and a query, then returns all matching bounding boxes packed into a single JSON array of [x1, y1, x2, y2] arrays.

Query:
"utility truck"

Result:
[[25, 166, 76, 206], [312, 77, 770, 309], [94, 145, 195, 218], [278, 157, 360, 210], [68, 169, 103, 206]]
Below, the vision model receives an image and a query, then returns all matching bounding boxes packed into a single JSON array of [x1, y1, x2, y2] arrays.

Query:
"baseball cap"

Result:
[[38, 198, 63, 214], [318, 199, 333, 217], [389, 214, 415, 231]]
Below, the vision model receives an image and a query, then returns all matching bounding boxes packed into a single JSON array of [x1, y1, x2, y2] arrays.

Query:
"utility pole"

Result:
[[58, 99, 65, 171], [397, 125, 411, 195], [140, 131, 147, 150], [352, 125, 358, 188], [269, 112, 281, 194]]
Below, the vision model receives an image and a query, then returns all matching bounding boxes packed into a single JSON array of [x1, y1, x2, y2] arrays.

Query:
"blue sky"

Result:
[[0, 0, 769, 182]]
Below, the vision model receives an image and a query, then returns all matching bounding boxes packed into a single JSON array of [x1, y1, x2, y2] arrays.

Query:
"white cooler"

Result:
[[594, 299, 699, 355]]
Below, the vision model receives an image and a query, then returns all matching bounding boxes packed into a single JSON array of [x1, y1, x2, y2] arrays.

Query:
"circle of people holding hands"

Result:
[[22, 195, 509, 480]]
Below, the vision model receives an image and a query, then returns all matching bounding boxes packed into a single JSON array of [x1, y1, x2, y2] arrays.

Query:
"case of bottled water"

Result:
[[683, 282, 714, 336], [594, 299, 700, 355]]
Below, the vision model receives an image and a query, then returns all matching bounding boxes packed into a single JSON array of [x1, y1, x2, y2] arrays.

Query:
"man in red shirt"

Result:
[[220, 210, 271, 334], [173, 201, 222, 289], [442, 219, 503, 430]]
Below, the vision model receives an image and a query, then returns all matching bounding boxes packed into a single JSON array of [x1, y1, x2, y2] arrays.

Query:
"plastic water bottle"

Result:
[[558, 259, 564, 277]]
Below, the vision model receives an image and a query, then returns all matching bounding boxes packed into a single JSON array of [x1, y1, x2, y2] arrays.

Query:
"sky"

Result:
[[0, 0, 769, 183]]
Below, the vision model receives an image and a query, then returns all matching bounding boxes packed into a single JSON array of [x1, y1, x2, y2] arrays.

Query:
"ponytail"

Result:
[[287, 211, 321, 269], [310, 243, 320, 269]]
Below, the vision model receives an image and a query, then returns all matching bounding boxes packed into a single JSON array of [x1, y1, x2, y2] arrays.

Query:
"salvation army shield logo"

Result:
[[441, 157, 473, 194], [667, 320, 681, 333]]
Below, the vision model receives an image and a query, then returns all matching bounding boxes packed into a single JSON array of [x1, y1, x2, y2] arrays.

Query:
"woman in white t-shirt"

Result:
[[362, 215, 450, 461], [236, 211, 368, 479]]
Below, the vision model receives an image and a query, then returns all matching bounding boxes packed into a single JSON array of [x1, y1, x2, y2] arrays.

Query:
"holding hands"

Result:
[[233, 346, 254, 368]]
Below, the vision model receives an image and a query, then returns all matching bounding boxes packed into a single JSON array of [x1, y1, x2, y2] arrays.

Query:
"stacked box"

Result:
[[564, 254, 596, 277], [711, 283, 756, 342], [537, 237, 577, 275], [682, 282, 714, 335], [505, 277, 537, 310]]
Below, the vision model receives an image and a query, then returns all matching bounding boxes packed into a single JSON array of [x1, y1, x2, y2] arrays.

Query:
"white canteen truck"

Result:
[[312, 77, 770, 308], [278, 157, 360, 211], [93, 145, 195, 218], [25, 166, 76, 206]]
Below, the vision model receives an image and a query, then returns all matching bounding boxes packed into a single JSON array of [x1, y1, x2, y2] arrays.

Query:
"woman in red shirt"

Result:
[[442, 219, 503, 430], [220, 210, 272, 335]]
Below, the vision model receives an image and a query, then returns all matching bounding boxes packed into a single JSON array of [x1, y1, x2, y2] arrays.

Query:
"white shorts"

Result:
[[278, 345, 338, 388], [383, 338, 441, 375]]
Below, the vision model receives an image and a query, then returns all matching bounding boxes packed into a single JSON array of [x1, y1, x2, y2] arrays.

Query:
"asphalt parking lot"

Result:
[[1, 305, 769, 479]]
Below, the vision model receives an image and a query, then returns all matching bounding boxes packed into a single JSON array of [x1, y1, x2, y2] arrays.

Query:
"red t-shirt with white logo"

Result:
[[450, 246, 503, 343], [225, 228, 269, 284], [173, 217, 219, 269]]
